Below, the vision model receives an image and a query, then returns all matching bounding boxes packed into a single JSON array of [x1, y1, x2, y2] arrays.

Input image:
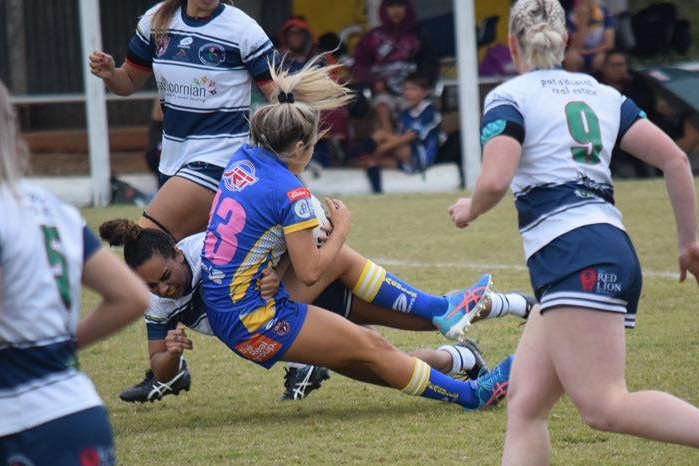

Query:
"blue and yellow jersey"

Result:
[[201, 144, 318, 333]]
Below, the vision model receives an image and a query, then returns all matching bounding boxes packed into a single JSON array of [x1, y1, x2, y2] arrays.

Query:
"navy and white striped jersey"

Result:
[[481, 69, 644, 258], [127, 2, 275, 176], [144, 233, 213, 340], [0, 182, 102, 436]]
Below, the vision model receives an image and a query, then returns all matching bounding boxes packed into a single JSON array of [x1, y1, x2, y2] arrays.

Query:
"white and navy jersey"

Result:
[[127, 2, 275, 176], [145, 233, 213, 340], [481, 69, 645, 258], [0, 182, 103, 436], [398, 100, 441, 171]]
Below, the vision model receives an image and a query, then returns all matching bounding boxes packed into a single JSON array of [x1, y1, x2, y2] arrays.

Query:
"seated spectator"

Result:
[[353, 73, 440, 193], [563, 0, 615, 73], [352, 0, 437, 133]]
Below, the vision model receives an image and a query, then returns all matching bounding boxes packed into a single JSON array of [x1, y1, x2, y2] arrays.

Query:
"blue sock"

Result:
[[352, 260, 448, 320], [401, 358, 481, 409]]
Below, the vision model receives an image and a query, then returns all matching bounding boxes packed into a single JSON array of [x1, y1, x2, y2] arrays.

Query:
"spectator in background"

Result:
[[599, 50, 699, 176], [353, 0, 437, 133], [598, 50, 657, 177], [356, 72, 441, 193], [278, 16, 316, 73], [563, 0, 615, 73], [279, 17, 351, 168]]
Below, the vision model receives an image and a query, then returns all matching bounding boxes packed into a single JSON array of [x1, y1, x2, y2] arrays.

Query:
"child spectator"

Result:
[[563, 0, 616, 73], [357, 72, 440, 193], [352, 0, 437, 133]]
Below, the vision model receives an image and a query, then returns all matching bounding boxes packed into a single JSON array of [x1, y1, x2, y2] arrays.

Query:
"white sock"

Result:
[[438, 345, 477, 375], [486, 292, 528, 319]]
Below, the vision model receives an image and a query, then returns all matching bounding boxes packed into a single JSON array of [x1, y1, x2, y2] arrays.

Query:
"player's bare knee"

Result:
[[576, 400, 621, 433]]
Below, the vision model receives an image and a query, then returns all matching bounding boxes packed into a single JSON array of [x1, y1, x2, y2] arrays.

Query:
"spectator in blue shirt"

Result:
[[356, 72, 441, 193]]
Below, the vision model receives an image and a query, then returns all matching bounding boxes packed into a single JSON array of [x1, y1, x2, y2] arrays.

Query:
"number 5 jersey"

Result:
[[0, 182, 103, 436]]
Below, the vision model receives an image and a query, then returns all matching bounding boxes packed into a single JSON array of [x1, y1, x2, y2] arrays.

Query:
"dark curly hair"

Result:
[[99, 219, 176, 269]]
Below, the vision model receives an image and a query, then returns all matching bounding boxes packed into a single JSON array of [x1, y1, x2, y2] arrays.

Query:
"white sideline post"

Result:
[[79, 0, 110, 207], [454, 0, 481, 190]]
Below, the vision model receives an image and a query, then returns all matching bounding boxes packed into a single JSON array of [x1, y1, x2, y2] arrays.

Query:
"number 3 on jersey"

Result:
[[566, 102, 602, 165], [204, 192, 246, 266]]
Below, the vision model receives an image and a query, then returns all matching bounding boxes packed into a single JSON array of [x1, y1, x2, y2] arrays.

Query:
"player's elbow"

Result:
[[480, 177, 510, 198], [295, 267, 322, 287], [660, 149, 691, 174]]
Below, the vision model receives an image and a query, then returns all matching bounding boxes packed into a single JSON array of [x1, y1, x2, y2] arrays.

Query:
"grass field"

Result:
[[79, 178, 699, 466]]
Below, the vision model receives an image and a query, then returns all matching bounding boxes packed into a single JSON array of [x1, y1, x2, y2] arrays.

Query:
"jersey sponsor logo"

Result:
[[157, 75, 217, 102], [223, 160, 258, 191], [155, 36, 170, 58], [178, 36, 194, 48], [234, 334, 282, 362], [286, 187, 311, 202], [293, 199, 313, 219], [580, 267, 623, 294], [198, 43, 226, 66]]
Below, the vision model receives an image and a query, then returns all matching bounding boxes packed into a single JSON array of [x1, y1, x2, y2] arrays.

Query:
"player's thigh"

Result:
[[507, 305, 563, 419], [141, 176, 215, 240], [544, 307, 627, 411], [283, 305, 394, 368], [282, 245, 361, 303]]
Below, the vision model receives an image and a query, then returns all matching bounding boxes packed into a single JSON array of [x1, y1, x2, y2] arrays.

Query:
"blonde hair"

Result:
[[0, 80, 28, 193], [250, 54, 354, 163], [151, 0, 234, 38], [509, 0, 567, 70]]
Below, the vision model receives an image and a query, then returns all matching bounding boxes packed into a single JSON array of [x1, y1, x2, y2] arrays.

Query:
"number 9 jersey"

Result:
[[481, 69, 646, 259]]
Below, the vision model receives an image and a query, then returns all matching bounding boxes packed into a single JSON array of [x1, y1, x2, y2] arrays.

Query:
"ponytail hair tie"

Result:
[[278, 91, 295, 103]]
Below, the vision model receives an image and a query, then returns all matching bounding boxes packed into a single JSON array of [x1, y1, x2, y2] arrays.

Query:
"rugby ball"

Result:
[[310, 194, 332, 247]]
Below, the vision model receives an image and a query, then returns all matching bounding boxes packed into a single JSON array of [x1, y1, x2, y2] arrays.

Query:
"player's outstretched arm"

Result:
[[88, 50, 151, 96], [77, 247, 150, 349], [450, 136, 521, 228], [621, 119, 699, 284]]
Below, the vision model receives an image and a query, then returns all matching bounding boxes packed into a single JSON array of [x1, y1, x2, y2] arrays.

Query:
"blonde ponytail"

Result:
[[250, 54, 354, 162], [509, 0, 566, 70]]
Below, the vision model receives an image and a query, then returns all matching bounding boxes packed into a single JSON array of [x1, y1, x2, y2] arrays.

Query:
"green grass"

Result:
[[79, 178, 699, 465]]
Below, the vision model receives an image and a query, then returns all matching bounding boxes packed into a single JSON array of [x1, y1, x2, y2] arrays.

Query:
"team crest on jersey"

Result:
[[223, 160, 258, 191], [155, 36, 170, 58], [199, 43, 226, 66]]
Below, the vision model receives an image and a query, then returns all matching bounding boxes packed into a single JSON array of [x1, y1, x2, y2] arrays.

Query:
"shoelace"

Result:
[[147, 369, 187, 400]]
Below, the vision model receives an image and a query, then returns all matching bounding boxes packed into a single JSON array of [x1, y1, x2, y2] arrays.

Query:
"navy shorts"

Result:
[[159, 161, 224, 193], [527, 223, 642, 329], [312, 280, 353, 319], [0, 406, 115, 466]]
